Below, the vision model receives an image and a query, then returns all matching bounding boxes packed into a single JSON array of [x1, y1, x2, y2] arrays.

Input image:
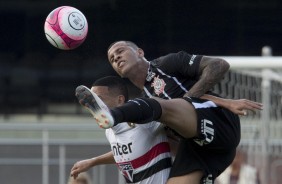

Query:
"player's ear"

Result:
[[137, 48, 144, 57], [117, 95, 125, 105]]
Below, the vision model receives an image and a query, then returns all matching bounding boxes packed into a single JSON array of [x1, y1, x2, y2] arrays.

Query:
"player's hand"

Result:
[[70, 159, 93, 179], [226, 99, 263, 116]]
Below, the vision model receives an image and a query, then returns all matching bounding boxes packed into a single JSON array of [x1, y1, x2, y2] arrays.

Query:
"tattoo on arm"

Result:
[[186, 57, 230, 98]]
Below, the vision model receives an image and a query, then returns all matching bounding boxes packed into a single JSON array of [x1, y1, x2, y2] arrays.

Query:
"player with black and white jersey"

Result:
[[141, 50, 241, 182]]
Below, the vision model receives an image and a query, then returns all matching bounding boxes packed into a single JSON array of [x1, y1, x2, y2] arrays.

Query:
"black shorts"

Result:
[[169, 97, 241, 183]]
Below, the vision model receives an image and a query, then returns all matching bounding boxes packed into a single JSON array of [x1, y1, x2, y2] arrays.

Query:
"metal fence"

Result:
[[0, 117, 124, 184], [215, 56, 282, 184]]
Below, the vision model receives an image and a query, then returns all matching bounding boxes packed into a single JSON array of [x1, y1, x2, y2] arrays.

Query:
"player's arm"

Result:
[[70, 151, 115, 179], [184, 56, 230, 98], [201, 94, 263, 115]]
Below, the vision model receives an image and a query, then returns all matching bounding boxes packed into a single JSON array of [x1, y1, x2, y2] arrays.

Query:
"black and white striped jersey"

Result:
[[143, 51, 204, 99]]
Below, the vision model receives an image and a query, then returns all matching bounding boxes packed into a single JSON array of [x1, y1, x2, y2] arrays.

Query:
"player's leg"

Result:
[[166, 139, 211, 184], [113, 96, 199, 138], [166, 103, 240, 184], [109, 96, 199, 138], [154, 97, 198, 139], [76, 85, 199, 138]]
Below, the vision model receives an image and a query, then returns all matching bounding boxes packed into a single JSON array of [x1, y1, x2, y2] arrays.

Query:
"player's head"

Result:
[[107, 41, 145, 77], [107, 40, 139, 53], [91, 76, 128, 108]]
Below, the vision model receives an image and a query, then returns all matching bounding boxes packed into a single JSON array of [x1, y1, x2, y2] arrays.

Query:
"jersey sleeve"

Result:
[[152, 51, 203, 78]]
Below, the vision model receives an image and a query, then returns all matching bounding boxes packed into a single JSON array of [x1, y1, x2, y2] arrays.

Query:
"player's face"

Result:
[[91, 86, 120, 108], [107, 41, 142, 77]]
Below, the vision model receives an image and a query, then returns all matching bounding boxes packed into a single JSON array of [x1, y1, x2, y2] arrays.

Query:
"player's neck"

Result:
[[128, 60, 149, 89]]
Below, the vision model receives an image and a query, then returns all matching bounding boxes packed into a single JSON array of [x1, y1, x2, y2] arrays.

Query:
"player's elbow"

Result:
[[212, 58, 230, 74], [219, 58, 230, 73], [202, 56, 230, 75]]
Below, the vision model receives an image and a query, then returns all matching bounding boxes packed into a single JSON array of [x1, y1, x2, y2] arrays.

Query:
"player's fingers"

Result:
[[231, 108, 246, 116], [251, 103, 263, 110], [70, 170, 75, 176], [73, 173, 78, 179], [243, 110, 248, 116], [248, 104, 263, 113], [245, 105, 258, 114], [70, 167, 79, 176], [243, 100, 263, 110], [70, 165, 77, 172], [71, 170, 79, 178], [238, 110, 247, 116], [240, 105, 260, 115], [240, 101, 262, 113], [246, 101, 263, 108]]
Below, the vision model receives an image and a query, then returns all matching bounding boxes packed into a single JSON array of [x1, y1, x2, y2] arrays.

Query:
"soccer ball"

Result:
[[44, 6, 88, 50]]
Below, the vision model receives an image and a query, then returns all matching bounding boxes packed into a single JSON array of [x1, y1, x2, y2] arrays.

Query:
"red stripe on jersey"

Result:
[[120, 142, 170, 169]]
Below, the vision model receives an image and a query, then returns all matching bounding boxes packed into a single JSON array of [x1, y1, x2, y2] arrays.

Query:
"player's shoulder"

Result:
[[106, 123, 135, 135], [150, 51, 188, 69], [138, 121, 165, 132], [153, 51, 189, 62]]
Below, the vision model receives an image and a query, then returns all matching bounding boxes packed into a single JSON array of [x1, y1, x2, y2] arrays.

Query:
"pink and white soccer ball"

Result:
[[44, 6, 88, 50]]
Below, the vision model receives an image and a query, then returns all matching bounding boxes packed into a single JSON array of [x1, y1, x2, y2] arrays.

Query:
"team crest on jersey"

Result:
[[151, 75, 166, 96], [118, 162, 134, 182]]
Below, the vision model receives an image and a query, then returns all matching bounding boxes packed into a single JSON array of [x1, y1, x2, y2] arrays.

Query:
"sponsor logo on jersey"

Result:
[[112, 142, 133, 156], [151, 75, 166, 96], [189, 55, 196, 65], [194, 119, 214, 146], [118, 162, 134, 182]]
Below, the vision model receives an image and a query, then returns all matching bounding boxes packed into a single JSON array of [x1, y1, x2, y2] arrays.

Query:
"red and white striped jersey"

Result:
[[105, 121, 171, 184]]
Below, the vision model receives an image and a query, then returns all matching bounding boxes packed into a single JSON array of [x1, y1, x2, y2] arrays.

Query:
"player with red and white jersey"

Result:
[[106, 122, 171, 183], [70, 76, 172, 184]]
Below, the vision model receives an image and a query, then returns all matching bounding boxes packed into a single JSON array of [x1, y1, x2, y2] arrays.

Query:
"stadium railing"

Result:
[[215, 55, 282, 184]]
